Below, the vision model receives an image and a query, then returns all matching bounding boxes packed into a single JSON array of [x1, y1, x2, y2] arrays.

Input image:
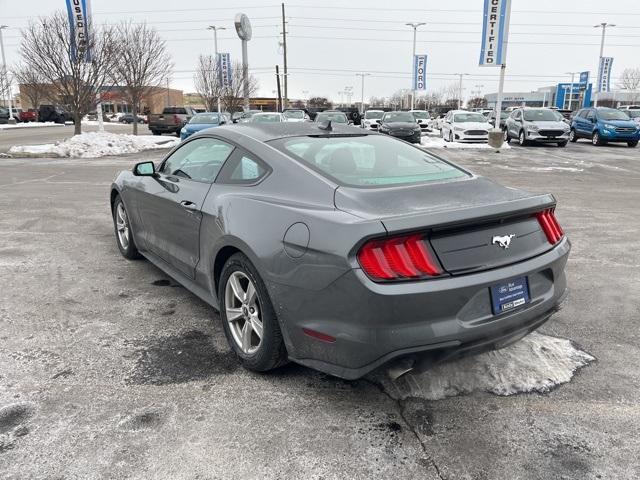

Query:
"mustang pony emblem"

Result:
[[492, 234, 515, 249]]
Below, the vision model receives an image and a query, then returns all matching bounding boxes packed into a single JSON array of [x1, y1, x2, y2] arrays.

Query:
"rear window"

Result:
[[164, 107, 187, 114], [270, 135, 468, 187]]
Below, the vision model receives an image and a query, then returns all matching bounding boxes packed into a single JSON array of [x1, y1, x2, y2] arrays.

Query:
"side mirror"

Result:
[[133, 161, 156, 176]]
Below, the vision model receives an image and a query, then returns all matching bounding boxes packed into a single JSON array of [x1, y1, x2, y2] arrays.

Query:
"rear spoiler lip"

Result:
[[380, 193, 557, 235]]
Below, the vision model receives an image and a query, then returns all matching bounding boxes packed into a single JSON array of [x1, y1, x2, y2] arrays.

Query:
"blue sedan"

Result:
[[180, 113, 226, 140]]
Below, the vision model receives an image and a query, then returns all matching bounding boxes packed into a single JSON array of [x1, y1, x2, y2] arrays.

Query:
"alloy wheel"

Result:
[[225, 271, 263, 355], [503, 129, 509, 141], [519, 131, 525, 146], [592, 132, 599, 145], [115, 203, 130, 250], [569, 130, 575, 142]]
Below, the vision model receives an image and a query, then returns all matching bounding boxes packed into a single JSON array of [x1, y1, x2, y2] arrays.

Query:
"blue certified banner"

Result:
[[65, 0, 92, 62], [579, 71, 590, 90], [217, 53, 232, 88], [479, 0, 512, 66], [597, 57, 614, 93], [413, 55, 427, 90]]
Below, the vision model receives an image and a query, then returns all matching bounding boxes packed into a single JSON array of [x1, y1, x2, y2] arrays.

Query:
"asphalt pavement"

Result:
[[0, 140, 638, 479]]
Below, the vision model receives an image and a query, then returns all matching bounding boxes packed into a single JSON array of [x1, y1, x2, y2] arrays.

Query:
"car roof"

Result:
[[210, 122, 373, 142]]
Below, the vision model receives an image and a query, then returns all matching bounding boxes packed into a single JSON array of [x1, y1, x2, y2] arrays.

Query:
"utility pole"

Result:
[[593, 22, 615, 107], [275, 65, 282, 112], [207, 25, 226, 113], [281, 3, 288, 109], [356, 73, 370, 114], [565, 71, 579, 111], [455, 73, 468, 109], [0, 25, 14, 123], [406, 22, 425, 111]]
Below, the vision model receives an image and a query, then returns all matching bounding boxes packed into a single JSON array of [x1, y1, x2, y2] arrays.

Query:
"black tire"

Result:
[[557, 141, 568, 147], [219, 253, 288, 372], [503, 129, 511, 144], [151, 130, 160, 136], [592, 131, 605, 146], [112, 195, 142, 260], [518, 130, 528, 146], [569, 129, 578, 142], [449, 131, 454, 143], [628, 141, 638, 148]]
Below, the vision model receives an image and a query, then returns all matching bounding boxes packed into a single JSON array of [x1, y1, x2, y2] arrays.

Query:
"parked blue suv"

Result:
[[570, 107, 640, 147]]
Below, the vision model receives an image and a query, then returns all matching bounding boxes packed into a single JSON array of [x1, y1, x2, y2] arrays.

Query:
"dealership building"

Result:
[[485, 84, 640, 110]]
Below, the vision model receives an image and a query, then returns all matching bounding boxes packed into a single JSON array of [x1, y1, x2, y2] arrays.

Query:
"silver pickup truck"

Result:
[[148, 106, 197, 136]]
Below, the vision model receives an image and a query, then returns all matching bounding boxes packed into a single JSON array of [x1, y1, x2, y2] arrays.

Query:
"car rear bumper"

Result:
[[281, 237, 570, 379], [151, 125, 181, 132]]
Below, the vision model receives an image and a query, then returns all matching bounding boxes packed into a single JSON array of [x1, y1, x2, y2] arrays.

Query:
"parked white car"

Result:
[[409, 110, 431, 133], [250, 112, 284, 123], [282, 109, 309, 122], [441, 110, 492, 143], [361, 109, 384, 130]]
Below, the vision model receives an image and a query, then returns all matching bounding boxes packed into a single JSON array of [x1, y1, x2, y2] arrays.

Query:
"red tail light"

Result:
[[536, 209, 564, 245], [357, 234, 443, 281], [173, 114, 180, 123]]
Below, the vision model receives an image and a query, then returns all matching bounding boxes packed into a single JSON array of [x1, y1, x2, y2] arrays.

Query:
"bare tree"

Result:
[[113, 22, 172, 135], [0, 69, 12, 109], [13, 64, 50, 109], [19, 12, 119, 134], [308, 96, 332, 109], [194, 54, 221, 112], [618, 68, 640, 91], [467, 96, 488, 109], [220, 61, 259, 114], [618, 67, 640, 103]]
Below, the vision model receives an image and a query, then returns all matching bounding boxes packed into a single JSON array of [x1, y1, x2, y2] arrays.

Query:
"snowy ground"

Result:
[[7, 131, 179, 158], [377, 332, 595, 401], [420, 130, 511, 150]]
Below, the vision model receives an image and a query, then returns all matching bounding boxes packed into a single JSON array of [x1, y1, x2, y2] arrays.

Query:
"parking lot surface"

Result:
[[1, 141, 639, 479]]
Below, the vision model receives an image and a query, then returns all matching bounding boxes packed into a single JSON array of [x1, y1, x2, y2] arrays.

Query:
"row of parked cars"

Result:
[[177, 108, 365, 141]]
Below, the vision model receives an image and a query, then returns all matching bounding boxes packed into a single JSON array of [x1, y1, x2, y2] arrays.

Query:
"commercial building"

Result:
[[18, 84, 184, 114]]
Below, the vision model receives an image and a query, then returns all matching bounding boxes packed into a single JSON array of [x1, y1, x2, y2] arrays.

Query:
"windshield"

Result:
[[252, 114, 281, 122], [598, 109, 630, 121], [269, 135, 467, 187], [364, 110, 383, 119], [626, 110, 640, 119], [523, 109, 563, 122], [453, 113, 486, 123], [411, 111, 430, 119], [189, 113, 220, 124], [284, 110, 305, 119], [382, 112, 415, 123], [316, 112, 347, 123]]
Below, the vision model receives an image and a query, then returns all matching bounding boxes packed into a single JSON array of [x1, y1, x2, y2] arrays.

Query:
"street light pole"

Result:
[[356, 73, 370, 114], [594, 22, 615, 107], [0, 25, 14, 123], [207, 25, 226, 113], [455, 73, 469, 109], [565, 71, 579, 111], [406, 22, 425, 111]]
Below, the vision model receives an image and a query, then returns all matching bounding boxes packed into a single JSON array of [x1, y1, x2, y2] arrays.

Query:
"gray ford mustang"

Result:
[[110, 122, 570, 379]]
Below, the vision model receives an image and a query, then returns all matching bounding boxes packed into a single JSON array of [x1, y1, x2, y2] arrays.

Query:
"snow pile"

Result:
[[377, 332, 595, 401], [8, 131, 179, 158], [420, 131, 511, 150], [0, 122, 64, 130]]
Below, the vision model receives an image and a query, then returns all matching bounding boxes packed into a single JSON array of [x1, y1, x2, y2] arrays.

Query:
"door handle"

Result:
[[180, 200, 199, 211]]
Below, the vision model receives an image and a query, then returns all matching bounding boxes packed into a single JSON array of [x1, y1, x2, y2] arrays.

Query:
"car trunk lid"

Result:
[[335, 177, 557, 275]]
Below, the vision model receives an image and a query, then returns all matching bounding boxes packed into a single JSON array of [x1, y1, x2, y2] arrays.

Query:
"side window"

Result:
[[160, 137, 234, 183], [216, 149, 270, 185], [586, 110, 595, 120]]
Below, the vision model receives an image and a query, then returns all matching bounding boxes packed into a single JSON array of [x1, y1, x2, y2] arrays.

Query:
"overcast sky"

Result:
[[2, 0, 639, 102]]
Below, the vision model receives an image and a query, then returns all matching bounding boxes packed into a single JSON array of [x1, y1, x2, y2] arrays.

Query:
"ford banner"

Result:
[[65, 0, 92, 62], [479, 0, 512, 66], [413, 55, 427, 90], [597, 57, 614, 93]]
